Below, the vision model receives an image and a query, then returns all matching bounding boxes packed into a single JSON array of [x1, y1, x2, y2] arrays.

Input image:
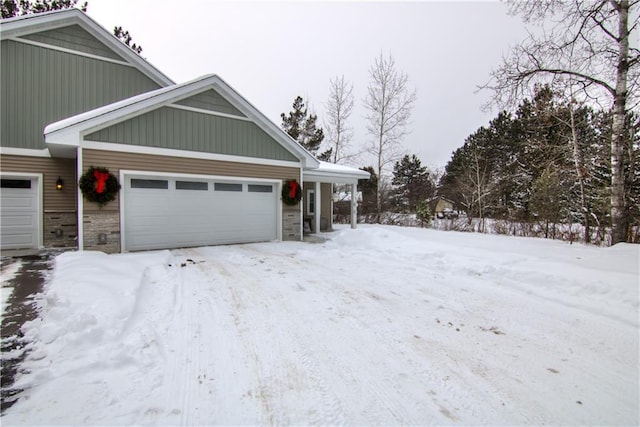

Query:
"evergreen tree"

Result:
[[281, 96, 330, 160], [416, 199, 432, 227], [1, 0, 86, 18], [113, 26, 143, 54], [358, 166, 378, 215], [391, 154, 434, 212]]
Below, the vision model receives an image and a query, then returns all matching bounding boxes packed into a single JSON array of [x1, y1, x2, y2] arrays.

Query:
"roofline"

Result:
[[44, 74, 320, 168], [0, 8, 174, 87]]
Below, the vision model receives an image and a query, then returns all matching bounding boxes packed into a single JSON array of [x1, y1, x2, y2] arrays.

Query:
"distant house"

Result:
[[0, 9, 368, 253], [431, 197, 457, 219]]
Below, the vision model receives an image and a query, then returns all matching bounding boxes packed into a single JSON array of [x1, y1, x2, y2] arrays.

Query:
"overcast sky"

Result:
[[86, 0, 529, 171]]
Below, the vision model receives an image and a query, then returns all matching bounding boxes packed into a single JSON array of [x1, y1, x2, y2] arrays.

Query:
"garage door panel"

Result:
[[124, 176, 277, 251], [1, 177, 39, 250], [1, 197, 36, 210]]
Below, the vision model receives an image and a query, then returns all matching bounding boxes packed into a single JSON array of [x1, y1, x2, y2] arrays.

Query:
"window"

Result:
[[248, 184, 273, 193], [1, 179, 31, 189], [131, 179, 168, 189], [176, 181, 208, 191], [307, 189, 315, 215], [214, 182, 242, 192]]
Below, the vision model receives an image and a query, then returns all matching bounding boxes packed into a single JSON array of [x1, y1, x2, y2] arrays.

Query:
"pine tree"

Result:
[[416, 199, 432, 227], [113, 26, 143, 54], [281, 96, 330, 160], [358, 166, 378, 215], [391, 154, 434, 212]]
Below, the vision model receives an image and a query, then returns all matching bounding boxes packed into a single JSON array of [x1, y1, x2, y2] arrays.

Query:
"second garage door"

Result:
[[0, 176, 40, 250], [123, 174, 278, 251]]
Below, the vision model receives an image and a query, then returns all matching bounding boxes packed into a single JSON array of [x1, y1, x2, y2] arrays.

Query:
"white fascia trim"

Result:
[[83, 140, 302, 169], [120, 169, 284, 184], [166, 103, 252, 122], [0, 171, 44, 249], [0, 10, 77, 37], [302, 170, 364, 184], [11, 37, 133, 67], [0, 147, 51, 157]]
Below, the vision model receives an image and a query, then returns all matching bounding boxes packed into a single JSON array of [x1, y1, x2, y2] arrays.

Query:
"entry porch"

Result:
[[302, 162, 369, 234]]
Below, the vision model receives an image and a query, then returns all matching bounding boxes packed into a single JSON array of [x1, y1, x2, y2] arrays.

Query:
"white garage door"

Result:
[[1, 176, 40, 250], [123, 174, 278, 251]]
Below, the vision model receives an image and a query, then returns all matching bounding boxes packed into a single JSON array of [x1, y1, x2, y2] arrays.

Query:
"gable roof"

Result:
[[45, 74, 320, 168], [0, 8, 173, 87]]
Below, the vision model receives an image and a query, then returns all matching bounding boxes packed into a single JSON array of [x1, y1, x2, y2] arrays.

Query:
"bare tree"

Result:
[[481, 0, 639, 244], [324, 75, 355, 164], [363, 52, 417, 220]]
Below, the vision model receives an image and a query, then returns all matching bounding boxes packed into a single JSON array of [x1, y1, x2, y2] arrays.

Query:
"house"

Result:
[[0, 9, 368, 253], [430, 197, 457, 219]]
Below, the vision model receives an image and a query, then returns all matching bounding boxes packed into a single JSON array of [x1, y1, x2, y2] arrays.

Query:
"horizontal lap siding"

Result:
[[0, 154, 77, 211], [82, 149, 300, 211]]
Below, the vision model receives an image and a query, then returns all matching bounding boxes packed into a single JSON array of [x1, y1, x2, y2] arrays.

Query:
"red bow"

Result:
[[289, 181, 298, 198], [93, 171, 110, 194]]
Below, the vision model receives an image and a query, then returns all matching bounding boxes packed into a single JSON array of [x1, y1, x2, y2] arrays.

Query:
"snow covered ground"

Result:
[[0, 260, 22, 314], [2, 225, 638, 425]]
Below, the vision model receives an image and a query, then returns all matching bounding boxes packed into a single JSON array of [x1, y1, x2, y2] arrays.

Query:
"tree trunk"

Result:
[[569, 106, 591, 243], [376, 134, 383, 223], [611, 0, 630, 244]]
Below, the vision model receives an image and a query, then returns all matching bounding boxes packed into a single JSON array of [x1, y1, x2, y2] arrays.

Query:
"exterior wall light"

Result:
[[56, 176, 64, 190]]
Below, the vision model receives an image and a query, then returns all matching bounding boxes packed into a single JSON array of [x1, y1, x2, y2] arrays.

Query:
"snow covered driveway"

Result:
[[3, 225, 639, 425]]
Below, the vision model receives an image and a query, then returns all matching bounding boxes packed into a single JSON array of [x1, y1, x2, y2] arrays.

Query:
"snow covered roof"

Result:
[[303, 161, 370, 184]]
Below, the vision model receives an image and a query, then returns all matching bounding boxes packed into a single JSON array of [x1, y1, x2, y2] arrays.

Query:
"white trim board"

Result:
[[10, 37, 133, 67], [82, 140, 303, 169], [0, 147, 52, 157], [167, 104, 252, 122]]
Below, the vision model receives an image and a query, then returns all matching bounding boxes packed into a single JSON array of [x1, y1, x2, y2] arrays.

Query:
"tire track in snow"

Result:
[[196, 246, 349, 426], [231, 245, 420, 425], [240, 244, 515, 424]]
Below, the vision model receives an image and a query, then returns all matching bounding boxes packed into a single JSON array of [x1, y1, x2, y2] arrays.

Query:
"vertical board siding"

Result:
[[0, 40, 161, 150], [84, 107, 299, 161], [81, 148, 299, 212], [21, 24, 125, 61], [175, 89, 246, 117], [0, 154, 77, 211]]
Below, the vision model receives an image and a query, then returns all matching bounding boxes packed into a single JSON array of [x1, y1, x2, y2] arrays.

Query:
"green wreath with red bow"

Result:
[[79, 166, 121, 207], [282, 179, 302, 205]]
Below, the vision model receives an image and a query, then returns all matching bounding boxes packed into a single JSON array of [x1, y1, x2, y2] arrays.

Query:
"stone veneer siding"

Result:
[[83, 210, 120, 253], [282, 204, 302, 241], [44, 211, 78, 248]]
